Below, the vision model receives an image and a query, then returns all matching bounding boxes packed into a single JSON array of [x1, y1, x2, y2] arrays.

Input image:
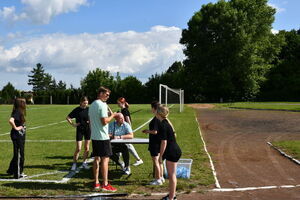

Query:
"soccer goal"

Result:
[[159, 84, 184, 112]]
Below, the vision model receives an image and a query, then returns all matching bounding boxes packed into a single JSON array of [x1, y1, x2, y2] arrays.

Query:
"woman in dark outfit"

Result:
[[142, 101, 164, 185], [7, 98, 27, 179], [157, 105, 182, 200], [66, 96, 90, 171]]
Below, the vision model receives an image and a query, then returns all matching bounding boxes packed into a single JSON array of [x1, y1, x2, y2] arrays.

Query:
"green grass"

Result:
[[215, 102, 300, 111], [0, 104, 214, 196], [272, 141, 300, 160]]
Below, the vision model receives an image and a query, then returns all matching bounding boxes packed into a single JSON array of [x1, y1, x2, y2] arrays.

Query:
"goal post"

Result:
[[159, 84, 184, 112]]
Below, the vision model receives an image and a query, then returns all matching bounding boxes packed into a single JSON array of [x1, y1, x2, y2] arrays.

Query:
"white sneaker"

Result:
[[120, 162, 125, 170], [160, 177, 165, 183], [71, 163, 77, 171], [124, 167, 131, 175], [20, 173, 27, 178], [81, 162, 89, 170], [149, 179, 163, 185], [132, 159, 143, 166]]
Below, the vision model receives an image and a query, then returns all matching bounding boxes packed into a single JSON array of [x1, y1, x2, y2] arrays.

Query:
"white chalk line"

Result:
[[0, 120, 66, 136], [267, 142, 300, 165], [195, 115, 221, 188]]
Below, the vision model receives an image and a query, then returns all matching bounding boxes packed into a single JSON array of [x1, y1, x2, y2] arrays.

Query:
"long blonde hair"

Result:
[[157, 105, 175, 133]]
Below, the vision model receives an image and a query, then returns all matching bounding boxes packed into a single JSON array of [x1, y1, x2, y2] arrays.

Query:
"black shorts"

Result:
[[92, 140, 112, 157], [162, 145, 182, 162], [76, 126, 91, 141], [148, 144, 160, 157]]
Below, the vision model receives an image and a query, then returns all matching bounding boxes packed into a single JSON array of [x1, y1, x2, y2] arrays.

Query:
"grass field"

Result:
[[216, 102, 300, 111], [273, 141, 300, 160], [0, 104, 214, 197]]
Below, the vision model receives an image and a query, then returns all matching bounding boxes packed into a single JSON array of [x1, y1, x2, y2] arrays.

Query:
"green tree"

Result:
[[28, 63, 47, 92], [180, 0, 281, 102], [1, 82, 20, 104], [119, 76, 145, 103], [260, 29, 300, 100], [80, 68, 115, 102]]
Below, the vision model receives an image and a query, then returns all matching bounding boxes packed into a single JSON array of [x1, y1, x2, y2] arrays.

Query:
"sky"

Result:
[[0, 0, 299, 91]]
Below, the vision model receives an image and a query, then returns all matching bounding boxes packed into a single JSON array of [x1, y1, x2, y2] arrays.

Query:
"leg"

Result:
[[152, 156, 161, 180], [83, 140, 90, 162], [166, 160, 177, 200], [110, 145, 122, 166], [93, 156, 101, 184], [8, 139, 18, 175], [126, 144, 141, 160], [100, 156, 110, 186], [120, 144, 130, 167], [73, 141, 82, 163], [19, 136, 25, 174]]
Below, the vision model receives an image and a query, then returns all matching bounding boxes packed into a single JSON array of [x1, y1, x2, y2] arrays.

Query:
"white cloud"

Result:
[[268, 3, 286, 13], [0, 26, 185, 90], [0, 0, 88, 25], [271, 29, 279, 34]]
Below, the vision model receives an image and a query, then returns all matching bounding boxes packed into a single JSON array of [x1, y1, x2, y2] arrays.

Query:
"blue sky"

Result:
[[0, 0, 299, 91]]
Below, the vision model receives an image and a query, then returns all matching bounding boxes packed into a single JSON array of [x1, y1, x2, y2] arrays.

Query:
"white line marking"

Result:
[[133, 118, 152, 132], [211, 184, 300, 192], [0, 120, 66, 136], [24, 171, 67, 179], [267, 142, 300, 165], [0, 140, 74, 142], [195, 115, 221, 188]]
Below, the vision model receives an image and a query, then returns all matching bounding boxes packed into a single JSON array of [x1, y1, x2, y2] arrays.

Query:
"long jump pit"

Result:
[[180, 105, 300, 200]]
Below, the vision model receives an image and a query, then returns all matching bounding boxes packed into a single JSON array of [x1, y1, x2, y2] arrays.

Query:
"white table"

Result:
[[110, 138, 149, 144]]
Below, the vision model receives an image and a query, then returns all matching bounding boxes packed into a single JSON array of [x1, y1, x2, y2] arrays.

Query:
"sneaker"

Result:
[[101, 183, 117, 192], [150, 179, 163, 185], [81, 162, 89, 170], [162, 195, 177, 200], [132, 159, 143, 166], [160, 177, 165, 183], [124, 167, 131, 175], [119, 162, 125, 170], [71, 163, 77, 171], [20, 173, 27, 178], [93, 183, 100, 190]]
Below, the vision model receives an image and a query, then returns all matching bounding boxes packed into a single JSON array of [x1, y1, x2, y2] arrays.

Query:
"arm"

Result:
[[159, 140, 167, 163], [125, 116, 131, 126], [9, 117, 22, 131], [66, 116, 80, 127], [142, 129, 158, 135], [100, 112, 116, 125]]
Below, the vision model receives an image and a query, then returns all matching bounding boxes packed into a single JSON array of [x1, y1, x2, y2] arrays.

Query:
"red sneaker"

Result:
[[93, 183, 100, 190], [101, 183, 117, 192]]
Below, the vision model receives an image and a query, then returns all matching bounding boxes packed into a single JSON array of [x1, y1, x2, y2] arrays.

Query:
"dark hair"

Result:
[[12, 98, 26, 124], [98, 86, 111, 94], [80, 96, 88, 103], [151, 101, 160, 110], [117, 97, 129, 108]]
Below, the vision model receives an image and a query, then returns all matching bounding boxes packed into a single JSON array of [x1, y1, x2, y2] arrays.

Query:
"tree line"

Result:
[[1, 0, 299, 104]]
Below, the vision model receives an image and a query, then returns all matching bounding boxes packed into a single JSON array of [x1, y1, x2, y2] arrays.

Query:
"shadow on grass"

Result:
[[45, 155, 73, 160]]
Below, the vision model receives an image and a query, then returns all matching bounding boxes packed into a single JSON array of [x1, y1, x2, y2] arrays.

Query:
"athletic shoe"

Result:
[[149, 179, 163, 185], [119, 162, 125, 171], [124, 167, 131, 175], [93, 183, 100, 190], [71, 163, 77, 171], [81, 162, 89, 170], [161, 195, 177, 200], [20, 173, 27, 178], [132, 159, 143, 166], [101, 183, 117, 192], [160, 177, 165, 183]]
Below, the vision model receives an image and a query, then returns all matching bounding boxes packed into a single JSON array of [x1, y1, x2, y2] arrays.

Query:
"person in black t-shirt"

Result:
[[117, 97, 143, 166], [156, 105, 182, 200], [66, 96, 91, 171], [7, 98, 27, 179], [142, 101, 165, 185]]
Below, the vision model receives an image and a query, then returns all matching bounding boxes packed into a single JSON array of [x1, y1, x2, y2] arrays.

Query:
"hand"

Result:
[[159, 156, 163, 164], [72, 123, 80, 127], [15, 126, 23, 131], [142, 129, 148, 134]]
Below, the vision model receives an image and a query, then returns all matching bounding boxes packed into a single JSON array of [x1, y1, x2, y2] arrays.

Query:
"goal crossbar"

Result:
[[159, 84, 184, 112]]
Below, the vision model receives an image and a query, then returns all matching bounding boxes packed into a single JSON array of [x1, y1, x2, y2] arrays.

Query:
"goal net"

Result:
[[159, 84, 184, 112]]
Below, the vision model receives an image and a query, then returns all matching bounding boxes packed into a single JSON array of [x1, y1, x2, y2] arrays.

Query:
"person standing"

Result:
[[117, 97, 143, 166], [66, 96, 90, 171], [157, 105, 182, 200], [142, 101, 164, 185], [7, 98, 28, 179], [89, 86, 117, 191]]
